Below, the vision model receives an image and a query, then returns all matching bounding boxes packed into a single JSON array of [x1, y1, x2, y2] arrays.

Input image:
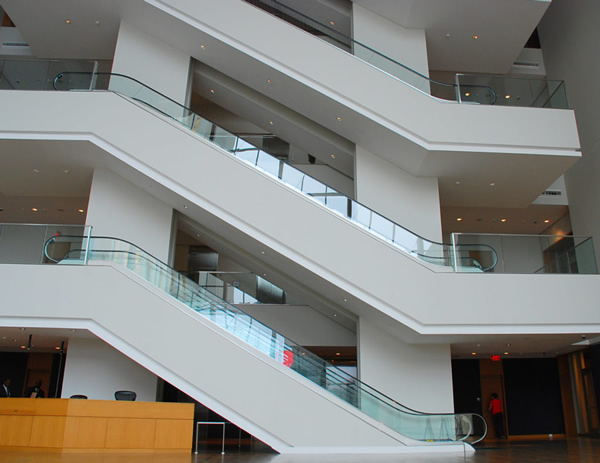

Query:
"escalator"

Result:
[[44, 233, 486, 451], [53, 70, 497, 273]]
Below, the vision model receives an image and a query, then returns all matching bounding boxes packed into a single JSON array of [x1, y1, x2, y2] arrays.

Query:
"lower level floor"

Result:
[[1, 437, 600, 462]]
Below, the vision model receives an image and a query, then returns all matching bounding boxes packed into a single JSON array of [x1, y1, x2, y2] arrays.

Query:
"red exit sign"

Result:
[[491, 355, 501, 362]]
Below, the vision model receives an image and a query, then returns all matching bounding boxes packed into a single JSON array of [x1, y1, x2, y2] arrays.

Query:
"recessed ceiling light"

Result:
[[337, 116, 342, 121], [335, 352, 341, 356], [65, 19, 71, 24], [200, 45, 206, 49], [504, 352, 509, 355], [78, 209, 85, 213], [544, 219, 550, 223], [31, 207, 38, 212], [261, 251, 265, 255], [471, 352, 477, 356], [267, 79, 272, 84], [455, 181, 461, 185], [55, 346, 61, 350], [95, 21, 101, 25], [331, 154, 336, 159], [33, 169, 40, 173], [210, 89, 215, 93], [489, 182, 496, 187], [501, 218, 507, 223], [505, 95, 511, 99], [343, 298, 348, 302], [465, 92, 470, 97], [472, 35, 478, 40], [183, 205, 188, 209], [330, 21, 335, 26], [456, 217, 463, 222], [269, 120, 273, 125], [446, 33, 451, 38], [64, 170, 70, 174]]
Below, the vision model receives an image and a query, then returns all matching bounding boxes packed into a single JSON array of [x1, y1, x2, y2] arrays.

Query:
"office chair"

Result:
[[114, 390, 137, 401]]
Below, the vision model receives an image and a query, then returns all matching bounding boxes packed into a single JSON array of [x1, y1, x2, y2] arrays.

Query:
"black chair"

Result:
[[114, 390, 136, 401], [70, 394, 88, 399]]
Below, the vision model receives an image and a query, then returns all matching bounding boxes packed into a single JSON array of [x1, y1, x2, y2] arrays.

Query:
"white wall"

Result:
[[86, 169, 173, 262], [239, 304, 356, 346], [352, 4, 429, 78], [61, 337, 158, 401], [358, 318, 453, 413], [112, 21, 191, 105], [538, 0, 600, 264], [355, 146, 442, 241]]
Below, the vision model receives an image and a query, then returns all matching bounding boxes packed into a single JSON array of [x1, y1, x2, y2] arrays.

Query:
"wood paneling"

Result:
[[0, 398, 193, 451]]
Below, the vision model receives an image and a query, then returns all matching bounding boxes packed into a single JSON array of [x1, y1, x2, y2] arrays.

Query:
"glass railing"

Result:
[[52, 71, 497, 273], [452, 233, 597, 274], [0, 59, 97, 90], [44, 234, 487, 443], [188, 271, 289, 304], [243, 0, 568, 108], [0, 223, 91, 264], [456, 74, 568, 109]]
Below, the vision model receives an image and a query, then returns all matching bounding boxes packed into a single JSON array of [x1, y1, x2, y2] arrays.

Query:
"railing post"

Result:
[[455, 74, 463, 103], [451, 233, 459, 272], [83, 226, 92, 265]]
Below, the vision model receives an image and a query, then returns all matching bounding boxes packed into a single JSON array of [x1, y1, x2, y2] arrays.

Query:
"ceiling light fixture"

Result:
[[269, 120, 273, 125], [544, 219, 550, 223], [200, 45, 206, 49], [267, 79, 272, 84], [456, 217, 463, 222], [471, 352, 477, 356], [210, 89, 215, 93], [78, 209, 85, 213], [337, 116, 342, 121], [65, 19, 71, 24], [31, 207, 38, 212], [505, 95, 511, 99], [465, 92, 471, 97], [489, 182, 496, 187], [472, 35, 478, 40], [501, 218, 507, 223], [331, 154, 336, 159]]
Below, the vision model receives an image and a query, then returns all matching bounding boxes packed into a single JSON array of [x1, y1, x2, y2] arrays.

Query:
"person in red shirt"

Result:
[[489, 392, 506, 438]]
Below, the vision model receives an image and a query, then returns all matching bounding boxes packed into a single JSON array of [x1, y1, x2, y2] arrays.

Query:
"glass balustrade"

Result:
[[43, 233, 486, 443], [52, 71, 497, 272], [452, 233, 597, 274], [456, 74, 568, 108], [0, 223, 91, 264], [243, 0, 567, 108], [0, 59, 97, 90]]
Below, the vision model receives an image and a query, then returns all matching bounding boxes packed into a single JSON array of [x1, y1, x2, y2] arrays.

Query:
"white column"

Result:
[[355, 145, 442, 242], [352, 4, 429, 77], [358, 317, 454, 413], [85, 169, 173, 262], [111, 21, 191, 105]]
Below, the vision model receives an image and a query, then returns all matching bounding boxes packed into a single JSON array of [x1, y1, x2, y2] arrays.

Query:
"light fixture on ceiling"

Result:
[[472, 35, 478, 40], [33, 169, 40, 173], [269, 120, 273, 125], [544, 219, 550, 223], [501, 218, 507, 223], [210, 89, 215, 93], [331, 154, 336, 159], [31, 207, 38, 212], [330, 21, 335, 26], [200, 45, 206, 49], [64, 170, 70, 174], [456, 217, 463, 222], [337, 116, 342, 121], [455, 181, 461, 185], [465, 92, 470, 97], [78, 209, 85, 213], [505, 95, 511, 99], [489, 182, 496, 187], [471, 352, 477, 356], [65, 19, 71, 24]]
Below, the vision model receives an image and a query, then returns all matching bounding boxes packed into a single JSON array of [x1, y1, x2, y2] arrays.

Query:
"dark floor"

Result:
[[1, 438, 599, 463]]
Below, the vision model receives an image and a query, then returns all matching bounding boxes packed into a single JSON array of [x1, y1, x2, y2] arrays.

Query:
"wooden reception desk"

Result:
[[0, 398, 194, 451]]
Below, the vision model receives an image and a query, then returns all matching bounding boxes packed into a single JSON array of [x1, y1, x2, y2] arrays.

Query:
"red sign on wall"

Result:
[[491, 355, 501, 362]]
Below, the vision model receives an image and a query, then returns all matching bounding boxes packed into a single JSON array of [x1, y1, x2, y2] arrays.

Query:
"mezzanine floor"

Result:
[[1, 438, 599, 463]]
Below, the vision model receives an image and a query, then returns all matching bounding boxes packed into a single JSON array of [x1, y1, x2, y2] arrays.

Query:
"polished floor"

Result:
[[1, 438, 600, 463]]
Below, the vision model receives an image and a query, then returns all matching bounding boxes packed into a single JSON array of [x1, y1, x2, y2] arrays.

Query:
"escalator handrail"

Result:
[[52, 71, 498, 272], [44, 234, 487, 443]]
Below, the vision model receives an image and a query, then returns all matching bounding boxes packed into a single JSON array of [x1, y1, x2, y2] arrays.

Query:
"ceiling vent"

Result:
[[2, 41, 29, 47], [513, 60, 540, 68], [541, 189, 562, 196]]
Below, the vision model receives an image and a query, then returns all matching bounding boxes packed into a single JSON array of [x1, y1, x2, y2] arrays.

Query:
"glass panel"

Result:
[[452, 233, 596, 274], [456, 74, 569, 109]]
